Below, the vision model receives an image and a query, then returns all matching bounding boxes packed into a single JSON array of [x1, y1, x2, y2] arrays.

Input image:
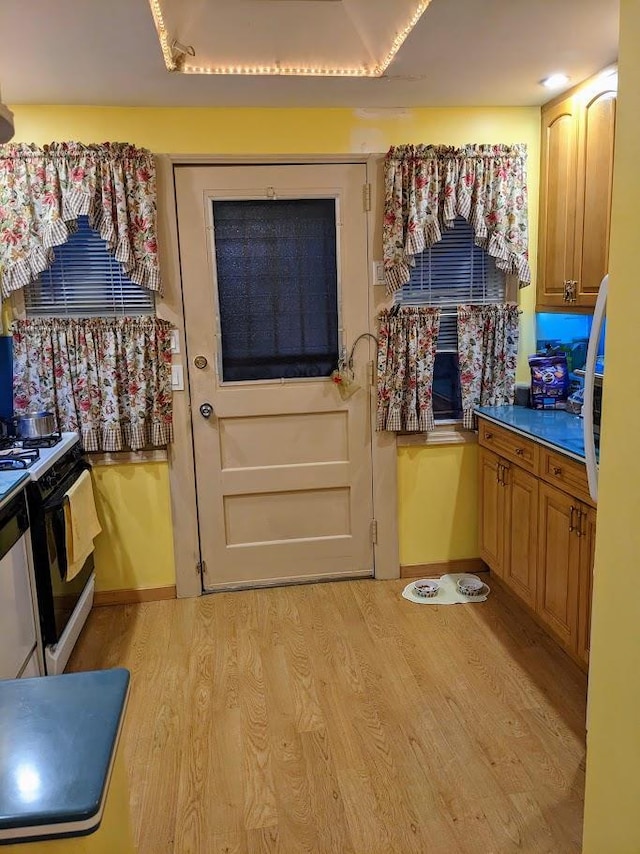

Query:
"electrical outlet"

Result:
[[372, 261, 385, 286], [171, 364, 184, 391]]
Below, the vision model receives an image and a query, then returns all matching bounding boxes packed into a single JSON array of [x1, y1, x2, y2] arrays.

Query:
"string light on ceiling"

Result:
[[147, 0, 432, 77]]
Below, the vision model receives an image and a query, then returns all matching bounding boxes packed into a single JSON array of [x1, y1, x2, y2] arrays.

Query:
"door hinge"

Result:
[[196, 559, 207, 576], [370, 519, 378, 545], [363, 183, 372, 213]]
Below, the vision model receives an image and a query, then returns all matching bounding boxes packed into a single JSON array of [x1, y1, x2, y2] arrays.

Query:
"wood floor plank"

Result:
[[67, 578, 587, 854]]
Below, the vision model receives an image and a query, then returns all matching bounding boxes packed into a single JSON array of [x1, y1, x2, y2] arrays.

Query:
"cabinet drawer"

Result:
[[478, 420, 538, 472], [540, 448, 594, 506]]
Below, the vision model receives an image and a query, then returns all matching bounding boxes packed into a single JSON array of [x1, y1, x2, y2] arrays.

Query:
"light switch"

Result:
[[171, 364, 184, 391], [372, 261, 385, 286], [170, 329, 180, 354]]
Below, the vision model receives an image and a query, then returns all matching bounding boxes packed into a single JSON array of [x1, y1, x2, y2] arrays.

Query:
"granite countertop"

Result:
[[0, 669, 130, 845], [475, 405, 593, 462], [0, 471, 30, 510]]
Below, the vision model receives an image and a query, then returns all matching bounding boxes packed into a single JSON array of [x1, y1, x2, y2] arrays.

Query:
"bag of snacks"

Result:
[[529, 354, 569, 410]]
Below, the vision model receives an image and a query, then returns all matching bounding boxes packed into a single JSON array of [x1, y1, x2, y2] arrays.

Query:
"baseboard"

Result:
[[400, 558, 487, 579], [93, 585, 177, 607]]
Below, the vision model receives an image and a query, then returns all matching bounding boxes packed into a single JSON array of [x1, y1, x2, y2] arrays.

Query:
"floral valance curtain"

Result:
[[383, 144, 531, 294], [457, 304, 520, 429], [12, 317, 173, 452], [0, 142, 161, 299], [376, 307, 441, 432]]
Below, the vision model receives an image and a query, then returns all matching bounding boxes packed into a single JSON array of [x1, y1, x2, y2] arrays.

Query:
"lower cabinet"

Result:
[[479, 447, 538, 608], [478, 419, 596, 669]]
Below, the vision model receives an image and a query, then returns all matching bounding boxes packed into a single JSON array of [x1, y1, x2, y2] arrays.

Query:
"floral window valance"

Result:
[[0, 141, 161, 299], [383, 144, 531, 294]]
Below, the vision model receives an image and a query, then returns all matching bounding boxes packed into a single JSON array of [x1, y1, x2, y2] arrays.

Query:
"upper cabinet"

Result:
[[537, 72, 617, 311]]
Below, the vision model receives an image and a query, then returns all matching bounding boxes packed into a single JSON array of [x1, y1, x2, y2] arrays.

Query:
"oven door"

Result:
[[41, 468, 94, 644]]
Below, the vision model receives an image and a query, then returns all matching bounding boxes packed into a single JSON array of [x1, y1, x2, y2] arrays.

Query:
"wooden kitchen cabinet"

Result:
[[537, 70, 616, 311], [478, 447, 505, 576], [478, 446, 538, 606], [478, 416, 596, 670], [503, 464, 538, 609], [537, 481, 581, 650], [578, 507, 597, 665]]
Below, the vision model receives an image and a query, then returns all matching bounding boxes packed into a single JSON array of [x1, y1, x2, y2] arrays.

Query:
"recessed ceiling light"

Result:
[[541, 73, 570, 90]]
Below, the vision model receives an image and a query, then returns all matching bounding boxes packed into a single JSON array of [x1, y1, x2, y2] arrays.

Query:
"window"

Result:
[[24, 216, 155, 317], [396, 217, 506, 421], [212, 199, 338, 382]]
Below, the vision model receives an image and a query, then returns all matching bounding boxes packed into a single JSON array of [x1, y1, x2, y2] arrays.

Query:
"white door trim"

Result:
[[156, 153, 399, 598]]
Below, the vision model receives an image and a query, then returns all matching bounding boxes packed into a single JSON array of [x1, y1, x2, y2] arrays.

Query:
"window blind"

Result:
[[397, 217, 506, 351], [24, 216, 155, 317]]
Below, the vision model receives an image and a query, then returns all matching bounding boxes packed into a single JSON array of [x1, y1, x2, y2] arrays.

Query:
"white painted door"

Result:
[[175, 164, 375, 590]]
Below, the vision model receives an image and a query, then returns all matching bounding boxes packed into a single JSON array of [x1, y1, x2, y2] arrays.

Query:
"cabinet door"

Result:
[[537, 482, 580, 650], [503, 464, 538, 608], [537, 97, 580, 308], [478, 447, 505, 576], [577, 506, 597, 665], [575, 90, 617, 306]]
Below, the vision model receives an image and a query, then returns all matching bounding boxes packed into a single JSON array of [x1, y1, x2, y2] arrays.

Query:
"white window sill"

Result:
[[396, 423, 477, 447]]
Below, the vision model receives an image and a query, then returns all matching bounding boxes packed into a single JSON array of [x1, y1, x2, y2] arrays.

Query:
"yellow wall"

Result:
[[583, 3, 640, 850], [11, 104, 539, 579], [91, 463, 175, 593], [398, 443, 479, 567]]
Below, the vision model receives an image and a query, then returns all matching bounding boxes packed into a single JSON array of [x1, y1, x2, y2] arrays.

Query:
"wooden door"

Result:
[[575, 90, 616, 307], [537, 482, 580, 650], [578, 505, 597, 665], [537, 96, 580, 308], [503, 464, 538, 608], [176, 164, 375, 590], [478, 447, 505, 576]]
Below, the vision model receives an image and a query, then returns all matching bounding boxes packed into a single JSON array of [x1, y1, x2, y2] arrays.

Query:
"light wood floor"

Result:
[[68, 578, 587, 854]]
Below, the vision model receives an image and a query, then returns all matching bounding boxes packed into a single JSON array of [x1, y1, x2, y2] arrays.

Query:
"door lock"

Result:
[[199, 402, 214, 419], [194, 355, 208, 369]]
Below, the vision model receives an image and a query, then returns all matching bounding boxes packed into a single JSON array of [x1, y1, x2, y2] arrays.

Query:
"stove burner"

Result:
[[0, 448, 40, 470], [0, 433, 62, 452], [21, 434, 62, 449]]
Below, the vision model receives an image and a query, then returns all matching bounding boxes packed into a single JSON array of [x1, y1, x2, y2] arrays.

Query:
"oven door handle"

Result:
[[45, 504, 69, 582], [41, 461, 92, 512]]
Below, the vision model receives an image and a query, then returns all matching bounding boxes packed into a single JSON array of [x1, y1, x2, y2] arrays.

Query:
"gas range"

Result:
[[0, 433, 80, 479]]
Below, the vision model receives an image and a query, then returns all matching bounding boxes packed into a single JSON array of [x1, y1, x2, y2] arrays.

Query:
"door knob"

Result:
[[199, 402, 214, 419]]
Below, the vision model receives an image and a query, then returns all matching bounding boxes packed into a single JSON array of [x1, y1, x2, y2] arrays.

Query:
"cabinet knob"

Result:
[[485, 431, 493, 440], [515, 447, 524, 456], [552, 465, 562, 476]]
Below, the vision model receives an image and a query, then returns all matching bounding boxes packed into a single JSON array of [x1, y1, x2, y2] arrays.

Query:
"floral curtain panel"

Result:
[[12, 317, 174, 452], [457, 304, 520, 429], [383, 144, 531, 294], [0, 142, 161, 299], [376, 306, 441, 432]]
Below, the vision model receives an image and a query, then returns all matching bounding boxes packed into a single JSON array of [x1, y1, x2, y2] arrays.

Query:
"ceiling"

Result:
[[0, 0, 619, 108]]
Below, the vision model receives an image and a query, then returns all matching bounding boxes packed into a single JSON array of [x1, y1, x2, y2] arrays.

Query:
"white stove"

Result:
[[0, 433, 80, 480], [26, 433, 80, 480]]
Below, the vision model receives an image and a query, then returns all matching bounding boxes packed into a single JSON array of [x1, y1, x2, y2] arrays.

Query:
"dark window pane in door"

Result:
[[213, 199, 339, 381]]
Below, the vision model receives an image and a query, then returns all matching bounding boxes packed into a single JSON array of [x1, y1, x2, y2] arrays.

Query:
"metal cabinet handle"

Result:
[[199, 402, 214, 419], [575, 508, 583, 538], [500, 464, 509, 487], [496, 464, 502, 485], [569, 505, 576, 533]]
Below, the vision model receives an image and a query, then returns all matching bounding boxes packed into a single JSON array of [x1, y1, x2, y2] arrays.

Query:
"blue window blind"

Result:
[[24, 216, 155, 317], [213, 199, 339, 382]]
